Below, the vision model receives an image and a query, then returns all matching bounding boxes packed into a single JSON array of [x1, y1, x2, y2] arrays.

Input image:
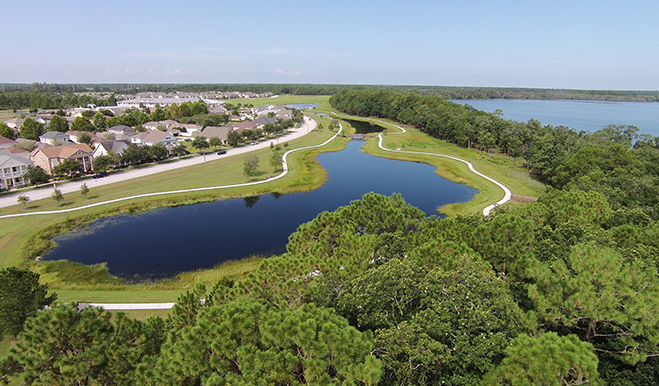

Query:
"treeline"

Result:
[[0, 91, 115, 110], [398, 86, 659, 102], [4, 190, 659, 384], [331, 89, 659, 219], [6, 83, 659, 101]]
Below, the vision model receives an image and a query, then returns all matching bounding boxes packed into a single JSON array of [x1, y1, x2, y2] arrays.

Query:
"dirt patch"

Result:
[[511, 194, 538, 203]]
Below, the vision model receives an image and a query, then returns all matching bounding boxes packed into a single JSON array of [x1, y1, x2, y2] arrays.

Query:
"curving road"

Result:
[[0, 117, 332, 219]]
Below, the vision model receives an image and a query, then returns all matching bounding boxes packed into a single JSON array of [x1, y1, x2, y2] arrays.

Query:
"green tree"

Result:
[[191, 136, 209, 152], [51, 187, 64, 206], [92, 153, 117, 171], [77, 132, 92, 146], [482, 333, 601, 386], [171, 143, 189, 157], [0, 267, 56, 340], [24, 165, 49, 185], [243, 154, 259, 180], [150, 105, 166, 121], [142, 299, 382, 386], [70, 116, 95, 132], [80, 182, 89, 199], [17, 195, 29, 209], [92, 111, 107, 130], [19, 117, 44, 140], [0, 304, 160, 385], [53, 158, 83, 178], [226, 130, 242, 146], [148, 143, 169, 161], [528, 243, 659, 364], [47, 115, 69, 133], [208, 136, 222, 150], [270, 149, 282, 171], [0, 122, 16, 139]]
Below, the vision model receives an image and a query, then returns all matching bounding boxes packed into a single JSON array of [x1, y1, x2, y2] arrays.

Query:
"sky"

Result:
[[2, 0, 659, 89]]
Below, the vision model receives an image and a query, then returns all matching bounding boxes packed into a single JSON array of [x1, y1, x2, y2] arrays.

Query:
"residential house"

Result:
[[192, 126, 232, 144], [107, 125, 136, 137], [3, 118, 24, 129], [174, 123, 203, 137], [143, 120, 178, 131], [232, 120, 258, 133], [131, 131, 178, 147], [92, 140, 130, 159], [254, 116, 279, 129], [0, 154, 32, 189], [209, 105, 228, 115], [0, 136, 16, 150], [39, 131, 73, 146], [66, 131, 105, 146], [30, 143, 94, 175]]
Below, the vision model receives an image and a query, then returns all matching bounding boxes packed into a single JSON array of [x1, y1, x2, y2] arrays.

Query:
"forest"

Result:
[[2, 83, 658, 110], [3, 89, 659, 384]]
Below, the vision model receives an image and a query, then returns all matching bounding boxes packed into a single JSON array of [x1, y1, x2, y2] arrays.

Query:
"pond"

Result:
[[44, 140, 477, 280], [284, 103, 320, 109], [343, 119, 388, 134]]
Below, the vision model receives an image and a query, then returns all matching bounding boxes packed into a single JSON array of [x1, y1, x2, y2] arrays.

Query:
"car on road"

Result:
[[93, 171, 108, 179], [217, 150, 227, 155], [250, 141, 258, 145]]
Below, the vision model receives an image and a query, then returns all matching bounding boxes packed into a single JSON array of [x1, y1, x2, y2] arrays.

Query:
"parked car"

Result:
[[217, 150, 227, 155], [93, 171, 108, 179]]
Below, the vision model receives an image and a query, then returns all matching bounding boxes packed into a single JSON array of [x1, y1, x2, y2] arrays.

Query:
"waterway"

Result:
[[453, 99, 659, 135], [44, 140, 477, 280]]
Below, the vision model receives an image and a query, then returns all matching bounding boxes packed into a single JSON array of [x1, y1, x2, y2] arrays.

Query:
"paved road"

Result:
[[0, 117, 316, 211]]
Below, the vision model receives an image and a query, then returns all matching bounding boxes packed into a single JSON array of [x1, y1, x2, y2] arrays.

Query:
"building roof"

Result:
[[32, 143, 93, 159], [0, 136, 16, 148], [195, 126, 232, 140]]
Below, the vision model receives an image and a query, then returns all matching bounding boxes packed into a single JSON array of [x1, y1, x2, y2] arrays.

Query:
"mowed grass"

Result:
[[0, 120, 347, 273], [333, 114, 545, 216], [231, 95, 331, 110]]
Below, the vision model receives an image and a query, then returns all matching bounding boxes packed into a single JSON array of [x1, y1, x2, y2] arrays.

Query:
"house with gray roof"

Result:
[[39, 131, 73, 146], [192, 126, 233, 144], [131, 131, 178, 147], [107, 125, 136, 137], [0, 154, 32, 189], [93, 140, 130, 159]]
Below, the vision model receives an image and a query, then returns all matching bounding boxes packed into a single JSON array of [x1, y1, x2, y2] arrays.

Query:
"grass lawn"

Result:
[[0, 108, 546, 303], [0, 116, 347, 294], [334, 114, 545, 216], [229, 95, 331, 110]]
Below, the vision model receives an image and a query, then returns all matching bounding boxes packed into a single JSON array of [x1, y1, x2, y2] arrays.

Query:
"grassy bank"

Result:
[[0, 116, 347, 284], [336, 114, 545, 216]]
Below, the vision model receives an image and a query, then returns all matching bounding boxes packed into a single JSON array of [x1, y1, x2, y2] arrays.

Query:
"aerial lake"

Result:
[[44, 140, 477, 280], [453, 99, 659, 135]]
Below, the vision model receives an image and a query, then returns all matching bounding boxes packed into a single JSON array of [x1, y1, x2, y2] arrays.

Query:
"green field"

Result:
[[334, 114, 545, 216], [0, 101, 546, 304]]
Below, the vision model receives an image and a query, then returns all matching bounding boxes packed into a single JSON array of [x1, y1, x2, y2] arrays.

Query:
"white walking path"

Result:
[[25, 115, 509, 310], [0, 117, 327, 219], [332, 113, 511, 216]]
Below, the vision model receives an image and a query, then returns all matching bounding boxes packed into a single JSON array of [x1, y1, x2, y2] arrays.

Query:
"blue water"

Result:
[[285, 103, 320, 109], [454, 99, 659, 135], [45, 140, 476, 279]]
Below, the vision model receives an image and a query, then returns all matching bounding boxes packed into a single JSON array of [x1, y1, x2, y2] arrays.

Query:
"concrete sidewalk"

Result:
[[0, 117, 316, 209]]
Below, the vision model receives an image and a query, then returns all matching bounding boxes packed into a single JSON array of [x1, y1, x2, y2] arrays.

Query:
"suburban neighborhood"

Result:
[[0, 95, 304, 191]]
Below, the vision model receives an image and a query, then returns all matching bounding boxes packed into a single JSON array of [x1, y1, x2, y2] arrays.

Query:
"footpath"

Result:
[[0, 117, 317, 216]]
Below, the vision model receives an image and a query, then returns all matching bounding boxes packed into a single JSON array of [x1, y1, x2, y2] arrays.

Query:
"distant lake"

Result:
[[453, 99, 659, 135], [285, 103, 320, 109], [45, 140, 477, 280]]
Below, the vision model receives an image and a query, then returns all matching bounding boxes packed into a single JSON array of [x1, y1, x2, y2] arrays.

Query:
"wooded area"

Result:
[[3, 89, 659, 384]]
